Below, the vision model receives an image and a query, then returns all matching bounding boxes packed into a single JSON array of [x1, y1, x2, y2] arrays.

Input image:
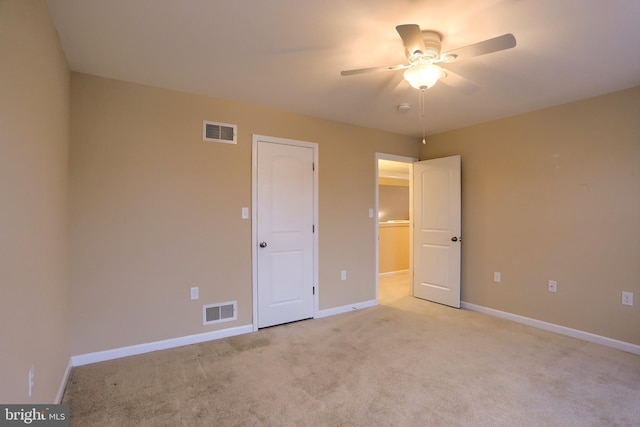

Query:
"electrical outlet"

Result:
[[341, 270, 347, 281], [548, 280, 557, 293], [622, 291, 634, 306], [28, 366, 34, 397], [494, 272, 501, 283], [190, 287, 199, 300]]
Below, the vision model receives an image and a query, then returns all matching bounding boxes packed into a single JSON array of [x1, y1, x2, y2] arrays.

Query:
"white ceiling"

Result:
[[47, 0, 640, 138]]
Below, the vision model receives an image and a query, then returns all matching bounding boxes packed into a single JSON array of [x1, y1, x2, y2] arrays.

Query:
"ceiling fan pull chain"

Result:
[[420, 88, 426, 144]]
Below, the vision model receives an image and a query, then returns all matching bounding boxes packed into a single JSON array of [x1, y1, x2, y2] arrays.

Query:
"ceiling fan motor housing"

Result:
[[418, 31, 442, 62]]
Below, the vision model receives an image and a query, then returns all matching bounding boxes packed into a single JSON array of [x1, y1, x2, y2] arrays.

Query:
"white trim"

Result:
[[252, 138, 258, 331], [71, 324, 253, 366], [55, 359, 73, 403], [376, 153, 419, 164], [252, 134, 319, 331], [379, 221, 410, 228], [315, 299, 377, 319], [378, 269, 410, 278], [462, 302, 640, 355]]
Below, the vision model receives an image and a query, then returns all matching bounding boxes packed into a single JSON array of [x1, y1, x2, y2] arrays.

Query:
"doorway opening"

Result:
[[375, 154, 416, 305]]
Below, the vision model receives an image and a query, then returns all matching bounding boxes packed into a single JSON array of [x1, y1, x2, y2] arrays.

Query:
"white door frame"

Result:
[[375, 153, 417, 301], [252, 134, 319, 331]]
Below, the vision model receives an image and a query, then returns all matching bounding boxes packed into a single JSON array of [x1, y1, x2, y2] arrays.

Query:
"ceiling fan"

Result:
[[341, 24, 517, 92]]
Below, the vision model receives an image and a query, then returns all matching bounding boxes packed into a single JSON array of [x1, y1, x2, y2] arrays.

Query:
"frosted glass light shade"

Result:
[[404, 63, 445, 89]]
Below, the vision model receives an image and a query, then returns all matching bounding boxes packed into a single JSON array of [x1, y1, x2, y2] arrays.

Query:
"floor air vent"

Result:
[[203, 301, 237, 325], [203, 120, 237, 144]]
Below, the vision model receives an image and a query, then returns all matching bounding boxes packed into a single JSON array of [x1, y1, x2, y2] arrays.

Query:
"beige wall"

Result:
[[378, 225, 410, 274], [0, 0, 70, 402], [69, 73, 419, 355], [421, 87, 640, 345], [3, 2, 636, 404], [378, 184, 410, 222]]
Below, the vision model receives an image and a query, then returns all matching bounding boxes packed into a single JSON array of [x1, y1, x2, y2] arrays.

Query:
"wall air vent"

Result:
[[203, 301, 237, 325], [203, 120, 237, 144]]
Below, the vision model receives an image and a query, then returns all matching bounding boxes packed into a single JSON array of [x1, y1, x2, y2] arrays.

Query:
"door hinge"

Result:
[[312, 162, 315, 171], [312, 224, 315, 233], [313, 286, 315, 295]]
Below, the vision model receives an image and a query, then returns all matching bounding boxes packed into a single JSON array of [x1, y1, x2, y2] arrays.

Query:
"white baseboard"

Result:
[[378, 269, 409, 278], [461, 302, 640, 355], [56, 358, 73, 403], [69, 299, 380, 369], [315, 299, 377, 318], [71, 324, 253, 367]]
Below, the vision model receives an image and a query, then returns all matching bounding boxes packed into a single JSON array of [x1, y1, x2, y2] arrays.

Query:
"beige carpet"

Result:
[[63, 274, 640, 426]]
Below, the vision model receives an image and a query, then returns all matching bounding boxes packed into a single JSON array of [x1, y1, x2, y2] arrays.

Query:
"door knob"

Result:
[[451, 237, 458, 242], [259, 242, 268, 248]]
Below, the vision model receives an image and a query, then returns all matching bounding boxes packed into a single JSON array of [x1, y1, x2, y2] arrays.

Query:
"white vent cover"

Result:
[[203, 301, 237, 325], [203, 120, 237, 144]]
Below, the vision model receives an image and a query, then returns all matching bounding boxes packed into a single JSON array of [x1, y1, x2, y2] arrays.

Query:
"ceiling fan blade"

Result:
[[396, 24, 427, 57], [441, 33, 516, 62], [340, 64, 408, 76], [439, 68, 480, 95]]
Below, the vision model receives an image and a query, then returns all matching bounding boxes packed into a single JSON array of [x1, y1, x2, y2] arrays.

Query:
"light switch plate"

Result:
[[190, 287, 199, 300], [622, 291, 634, 306], [241, 207, 249, 219]]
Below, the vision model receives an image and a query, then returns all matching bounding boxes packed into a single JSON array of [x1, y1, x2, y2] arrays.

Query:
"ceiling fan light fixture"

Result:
[[404, 63, 445, 90]]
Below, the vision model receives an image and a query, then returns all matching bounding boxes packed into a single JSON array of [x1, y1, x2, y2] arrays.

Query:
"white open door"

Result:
[[254, 136, 317, 328], [413, 155, 461, 308]]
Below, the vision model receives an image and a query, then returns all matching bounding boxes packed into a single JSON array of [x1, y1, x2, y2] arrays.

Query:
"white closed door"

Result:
[[413, 155, 461, 308], [256, 139, 315, 328]]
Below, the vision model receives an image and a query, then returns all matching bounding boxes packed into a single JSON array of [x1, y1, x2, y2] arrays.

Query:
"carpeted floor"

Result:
[[63, 273, 640, 426]]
